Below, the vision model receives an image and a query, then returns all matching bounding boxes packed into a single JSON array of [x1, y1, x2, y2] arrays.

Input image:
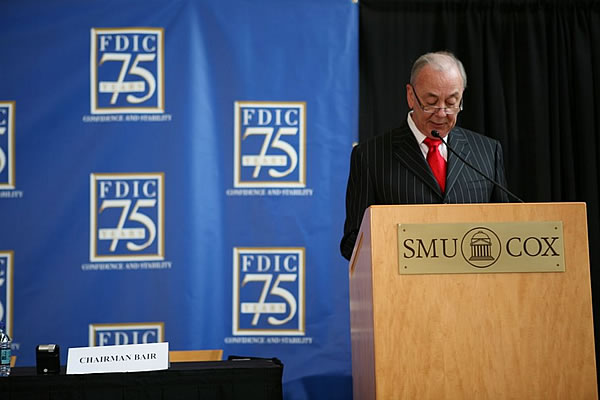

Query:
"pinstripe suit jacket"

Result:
[[340, 124, 509, 260]]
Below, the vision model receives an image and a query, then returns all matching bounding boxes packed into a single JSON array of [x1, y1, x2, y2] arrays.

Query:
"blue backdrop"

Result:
[[0, 0, 358, 398]]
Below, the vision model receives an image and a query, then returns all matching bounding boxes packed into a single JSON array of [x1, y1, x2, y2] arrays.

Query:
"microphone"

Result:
[[431, 130, 524, 203]]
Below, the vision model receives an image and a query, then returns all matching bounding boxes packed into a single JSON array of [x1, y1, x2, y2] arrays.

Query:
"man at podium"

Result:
[[340, 51, 510, 260]]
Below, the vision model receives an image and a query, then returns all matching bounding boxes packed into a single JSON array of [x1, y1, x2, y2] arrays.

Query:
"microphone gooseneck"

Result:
[[431, 130, 524, 203]]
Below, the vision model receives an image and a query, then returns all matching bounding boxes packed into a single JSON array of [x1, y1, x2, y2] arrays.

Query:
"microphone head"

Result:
[[431, 130, 441, 139]]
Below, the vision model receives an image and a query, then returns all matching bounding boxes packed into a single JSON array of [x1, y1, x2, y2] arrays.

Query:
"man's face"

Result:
[[406, 64, 464, 139]]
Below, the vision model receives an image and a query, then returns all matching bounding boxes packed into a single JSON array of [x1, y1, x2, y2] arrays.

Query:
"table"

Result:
[[0, 359, 283, 400]]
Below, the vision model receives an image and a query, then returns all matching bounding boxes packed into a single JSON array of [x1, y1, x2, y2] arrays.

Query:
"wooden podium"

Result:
[[349, 202, 597, 399]]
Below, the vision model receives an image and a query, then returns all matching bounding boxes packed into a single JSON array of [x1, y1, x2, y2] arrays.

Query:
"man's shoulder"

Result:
[[356, 124, 411, 150]]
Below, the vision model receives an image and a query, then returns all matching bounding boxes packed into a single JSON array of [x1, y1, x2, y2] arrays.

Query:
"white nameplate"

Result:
[[66, 342, 169, 375]]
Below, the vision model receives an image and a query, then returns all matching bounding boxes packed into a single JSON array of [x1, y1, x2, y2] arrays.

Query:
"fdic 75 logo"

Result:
[[0, 251, 13, 337], [234, 102, 305, 188], [233, 248, 305, 336], [90, 173, 164, 262], [0, 102, 15, 189], [91, 28, 164, 114], [89, 322, 164, 346]]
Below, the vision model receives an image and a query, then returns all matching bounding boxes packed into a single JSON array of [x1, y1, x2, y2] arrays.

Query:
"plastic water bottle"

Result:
[[0, 322, 11, 377]]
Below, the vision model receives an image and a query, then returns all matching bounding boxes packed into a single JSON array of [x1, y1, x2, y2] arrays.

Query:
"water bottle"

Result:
[[0, 322, 11, 377]]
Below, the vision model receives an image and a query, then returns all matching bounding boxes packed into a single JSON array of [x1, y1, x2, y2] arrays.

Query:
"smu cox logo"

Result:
[[233, 248, 305, 336], [91, 28, 164, 114], [234, 102, 306, 188], [0, 251, 13, 337], [398, 222, 564, 274], [0, 102, 15, 189], [90, 173, 164, 262], [89, 323, 164, 346], [403, 227, 561, 267]]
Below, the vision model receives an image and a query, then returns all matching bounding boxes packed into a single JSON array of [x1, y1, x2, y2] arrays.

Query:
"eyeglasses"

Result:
[[410, 85, 463, 115]]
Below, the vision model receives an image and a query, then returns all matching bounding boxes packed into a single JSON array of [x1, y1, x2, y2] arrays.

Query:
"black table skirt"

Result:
[[0, 360, 283, 400]]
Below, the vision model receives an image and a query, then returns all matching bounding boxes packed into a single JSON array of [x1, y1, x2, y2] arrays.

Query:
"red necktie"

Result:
[[424, 137, 446, 193]]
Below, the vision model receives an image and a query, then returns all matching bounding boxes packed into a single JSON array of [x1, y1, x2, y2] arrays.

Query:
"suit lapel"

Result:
[[444, 128, 469, 199], [390, 126, 443, 197]]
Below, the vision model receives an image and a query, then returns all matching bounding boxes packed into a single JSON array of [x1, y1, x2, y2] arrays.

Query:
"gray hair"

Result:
[[410, 51, 467, 89]]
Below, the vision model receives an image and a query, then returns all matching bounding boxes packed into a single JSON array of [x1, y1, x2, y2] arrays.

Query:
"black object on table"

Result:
[[0, 359, 283, 400]]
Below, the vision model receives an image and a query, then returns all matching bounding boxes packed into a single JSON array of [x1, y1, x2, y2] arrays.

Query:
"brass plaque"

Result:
[[397, 221, 565, 275]]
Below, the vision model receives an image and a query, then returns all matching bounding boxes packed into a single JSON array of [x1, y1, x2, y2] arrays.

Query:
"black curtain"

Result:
[[360, 0, 600, 371]]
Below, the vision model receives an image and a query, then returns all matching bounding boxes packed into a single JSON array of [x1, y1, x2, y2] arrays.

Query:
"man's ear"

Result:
[[406, 84, 414, 110]]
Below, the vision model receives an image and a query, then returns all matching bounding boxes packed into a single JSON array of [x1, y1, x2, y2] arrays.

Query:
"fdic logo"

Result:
[[0, 102, 15, 189], [233, 248, 305, 336], [0, 251, 13, 337], [89, 323, 164, 346], [91, 28, 164, 114], [90, 173, 164, 262], [234, 102, 306, 188]]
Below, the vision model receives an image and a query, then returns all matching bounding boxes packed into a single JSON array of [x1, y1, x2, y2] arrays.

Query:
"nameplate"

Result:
[[397, 221, 565, 274], [66, 342, 169, 375]]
